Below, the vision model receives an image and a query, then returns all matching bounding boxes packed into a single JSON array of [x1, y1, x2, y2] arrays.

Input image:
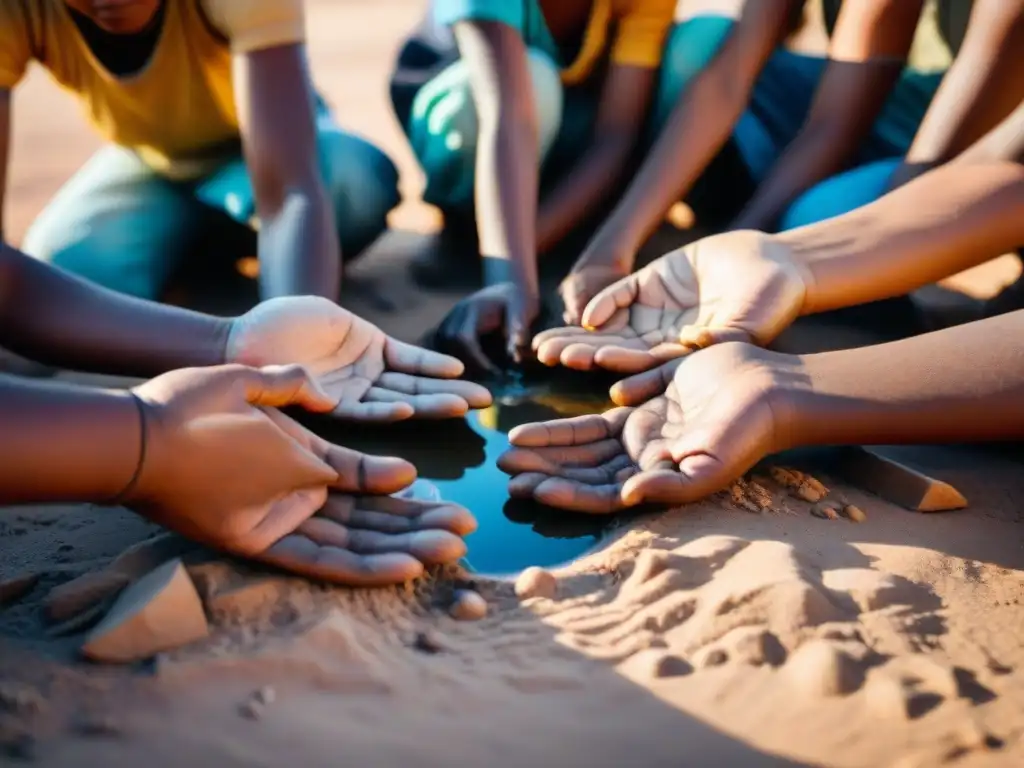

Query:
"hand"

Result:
[[227, 296, 493, 422], [558, 261, 630, 325], [434, 283, 540, 374], [533, 231, 809, 378], [129, 364, 476, 585], [499, 343, 795, 513]]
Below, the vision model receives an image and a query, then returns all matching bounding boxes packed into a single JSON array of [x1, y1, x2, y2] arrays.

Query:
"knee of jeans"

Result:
[[46, 239, 166, 299], [320, 132, 400, 256], [779, 161, 900, 231], [654, 17, 735, 129]]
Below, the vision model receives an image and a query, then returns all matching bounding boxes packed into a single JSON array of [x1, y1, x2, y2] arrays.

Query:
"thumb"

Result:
[[242, 364, 336, 412], [677, 325, 753, 351], [610, 359, 683, 406], [581, 273, 639, 331]]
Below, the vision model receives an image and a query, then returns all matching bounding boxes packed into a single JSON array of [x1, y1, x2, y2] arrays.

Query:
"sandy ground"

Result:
[[2, 2, 1024, 766]]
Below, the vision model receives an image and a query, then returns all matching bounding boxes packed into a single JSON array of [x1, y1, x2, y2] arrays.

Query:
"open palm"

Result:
[[533, 231, 808, 375], [227, 297, 493, 422]]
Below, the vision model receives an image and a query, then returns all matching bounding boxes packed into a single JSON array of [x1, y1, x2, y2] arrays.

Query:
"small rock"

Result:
[[238, 700, 263, 721], [0, 684, 44, 716], [72, 715, 122, 738], [82, 559, 209, 664], [811, 503, 840, 521], [412, 630, 446, 654], [842, 504, 867, 523], [649, 653, 693, 678], [770, 467, 803, 488], [700, 648, 729, 668], [253, 686, 276, 706], [449, 590, 487, 621], [514, 567, 557, 600], [794, 482, 825, 503], [785, 640, 862, 696], [0, 573, 40, 607]]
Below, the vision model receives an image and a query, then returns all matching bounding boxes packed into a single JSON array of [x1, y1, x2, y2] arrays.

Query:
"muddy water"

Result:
[[309, 371, 617, 575]]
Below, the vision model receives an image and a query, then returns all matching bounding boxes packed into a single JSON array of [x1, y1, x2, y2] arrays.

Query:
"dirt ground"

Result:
[[2, 2, 1024, 767]]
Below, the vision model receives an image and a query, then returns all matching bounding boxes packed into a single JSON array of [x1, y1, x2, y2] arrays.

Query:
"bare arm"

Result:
[[0, 243, 229, 376], [886, 0, 1024, 191], [535, 64, 657, 253], [773, 160, 1024, 314], [585, 0, 799, 267], [235, 44, 340, 300], [0, 89, 9, 239], [0, 375, 140, 504], [731, 0, 925, 231], [775, 309, 1024, 450], [455, 20, 539, 296]]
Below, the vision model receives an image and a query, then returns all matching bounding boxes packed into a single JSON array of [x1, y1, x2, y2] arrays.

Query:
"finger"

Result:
[[508, 471, 549, 498], [558, 343, 600, 371], [332, 397, 416, 423], [384, 337, 466, 378], [366, 387, 469, 419], [610, 359, 684, 406], [497, 439, 624, 474], [677, 325, 752, 350], [320, 446, 417, 494], [508, 408, 632, 448], [230, 485, 330, 556], [375, 371, 492, 409], [256, 537, 425, 586], [592, 346, 660, 374], [505, 305, 530, 364], [241, 364, 336, 412], [582, 274, 640, 330], [297, 517, 467, 565], [532, 325, 592, 350], [534, 331, 592, 366], [621, 468, 694, 507], [531, 476, 626, 514], [320, 494, 478, 536], [455, 304, 501, 375]]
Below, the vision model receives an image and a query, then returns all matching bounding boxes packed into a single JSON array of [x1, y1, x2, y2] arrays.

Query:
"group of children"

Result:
[[0, 0, 1021, 585]]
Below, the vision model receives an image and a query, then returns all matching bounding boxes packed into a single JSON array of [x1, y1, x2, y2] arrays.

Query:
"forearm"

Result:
[[535, 135, 634, 254], [0, 243, 229, 377], [775, 310, 1024, 449], [257, 184, 340, 301], [476, 112, 539, 293], [774, 161, 1024, 314], [597, 67, 753, 257], [0, 376, 140, 505]]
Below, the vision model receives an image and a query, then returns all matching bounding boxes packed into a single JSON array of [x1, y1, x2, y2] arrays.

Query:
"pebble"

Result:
[[700, 649, 729, 668], [786, 640, 861, 697], [811, 503, 840, 521], [449, 590, 487, 621], [253, 686, 276, 706], [795, 482, 825, 503], [514, 567, 557, 600], [412, 630, 446, 654], [238, 700, 263, 721]]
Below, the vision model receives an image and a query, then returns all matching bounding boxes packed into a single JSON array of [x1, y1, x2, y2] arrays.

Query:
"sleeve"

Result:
[[610, 0, 676, 69], [200, 0, 305, 54], [0, 1, 34, 89], [432, 0, 524, 30]]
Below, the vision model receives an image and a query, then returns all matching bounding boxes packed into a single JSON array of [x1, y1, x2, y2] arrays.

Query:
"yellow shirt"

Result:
[[0, 0, 306, 178], [435, 0, 677, 86]]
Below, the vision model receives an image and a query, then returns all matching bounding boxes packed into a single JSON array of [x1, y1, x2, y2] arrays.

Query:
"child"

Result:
[[0, 0, 400, 302]]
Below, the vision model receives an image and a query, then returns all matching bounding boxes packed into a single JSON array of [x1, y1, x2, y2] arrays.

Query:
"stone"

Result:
[[81, 559, 208, 664], [786, 640, 862, 697], [449, 590, 487, 621], [514, 567, 557, 600]]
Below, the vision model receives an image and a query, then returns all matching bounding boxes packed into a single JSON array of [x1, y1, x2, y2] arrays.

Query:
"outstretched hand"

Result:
[[227, 296, 493, 421], [129, 364, 476, 585], [499, 343, 794, 513], [534, 231, 808, 379]]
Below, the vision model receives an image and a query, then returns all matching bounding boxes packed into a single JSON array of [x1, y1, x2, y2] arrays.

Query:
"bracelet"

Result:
[[107, 392, 148, 507]]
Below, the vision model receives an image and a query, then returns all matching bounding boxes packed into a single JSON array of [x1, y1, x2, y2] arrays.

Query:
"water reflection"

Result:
[[306, 369, 618, 575]]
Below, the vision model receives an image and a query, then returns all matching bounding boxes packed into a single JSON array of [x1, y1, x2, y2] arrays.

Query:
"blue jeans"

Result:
[[23, 106, 400, 300], [653, 16, 944, 229]]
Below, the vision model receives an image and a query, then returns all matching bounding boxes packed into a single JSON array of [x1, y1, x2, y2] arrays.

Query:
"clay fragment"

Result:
[[794, 482, 825, 503], [836, 447, 967, 512], [81, 559, 208, 664], [514, 567, 557, 600], [449, 589, 487, 621], [811, 503, 840, 521], [842, 504, 867, 523]]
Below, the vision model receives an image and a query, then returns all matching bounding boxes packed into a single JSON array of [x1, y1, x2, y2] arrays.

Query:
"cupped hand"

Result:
[[434, 283, 540, 374], [558, 261, 630, 325], [533, 231, 808, 377], [227, 296, 493, 422], [499, 342, 797, 513], [129, 364, 476, 585]]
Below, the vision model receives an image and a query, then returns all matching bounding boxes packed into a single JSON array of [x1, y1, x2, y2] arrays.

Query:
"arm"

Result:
[[0, 243, 229, 376], [775, 309, 1024, 449], [0, 376, 140, 505], [731, 0, 925, 231], [587, 1, 799, 267], [235, 44, 340, 300], [885, 0, 1024, 191], [535, 64, 657, 253], [454, 20, 539, 297], [774, 160, 1024, 314], [0, 89, 10, 239]]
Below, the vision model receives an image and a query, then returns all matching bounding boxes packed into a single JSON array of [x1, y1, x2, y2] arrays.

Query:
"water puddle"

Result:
[[309, 371, 618, 575]]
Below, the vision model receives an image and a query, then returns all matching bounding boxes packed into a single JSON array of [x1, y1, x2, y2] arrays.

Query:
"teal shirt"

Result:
[[433, 0, 561, 64]]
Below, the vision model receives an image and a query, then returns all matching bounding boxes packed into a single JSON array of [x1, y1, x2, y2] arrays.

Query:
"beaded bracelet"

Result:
[[106, 392, 148, 507]]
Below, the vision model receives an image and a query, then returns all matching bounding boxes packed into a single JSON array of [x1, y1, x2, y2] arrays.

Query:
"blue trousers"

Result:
[[23, 105, 400, 300]]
